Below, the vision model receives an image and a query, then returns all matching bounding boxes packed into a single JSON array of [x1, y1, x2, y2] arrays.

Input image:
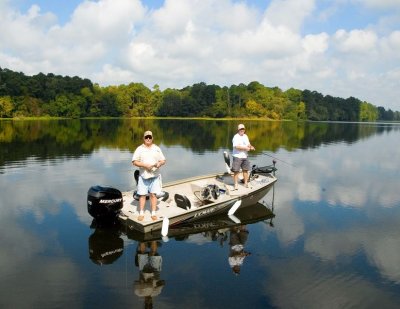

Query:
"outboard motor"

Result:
[[87, 185, 123, 219]]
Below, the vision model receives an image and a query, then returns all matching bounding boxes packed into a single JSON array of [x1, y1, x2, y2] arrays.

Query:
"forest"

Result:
[[0, 67, 399, 121]]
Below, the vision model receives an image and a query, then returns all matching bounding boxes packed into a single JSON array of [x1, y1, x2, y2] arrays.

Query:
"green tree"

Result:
[[157, 88, 182, 116], [360, 101, 378, 121], [0, 96, 14, 117], [297, 102, 306, 120], [245, 99, 265, 117]]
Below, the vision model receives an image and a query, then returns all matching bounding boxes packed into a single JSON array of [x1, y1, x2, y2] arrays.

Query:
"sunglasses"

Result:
[[144, 135, 153, 140]]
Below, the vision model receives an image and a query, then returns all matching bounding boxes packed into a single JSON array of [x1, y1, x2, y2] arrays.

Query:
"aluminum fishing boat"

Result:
[[87, 152, 277, 234]]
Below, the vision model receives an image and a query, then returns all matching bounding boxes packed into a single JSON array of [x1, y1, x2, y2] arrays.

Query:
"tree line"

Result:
[[1, 67, 399, 121]]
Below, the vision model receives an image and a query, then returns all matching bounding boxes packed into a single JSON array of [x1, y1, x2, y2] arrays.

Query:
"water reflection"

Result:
[[2, 119, 400, 167], [88, 219, 124, 265], [86, 200, 275, 306], [2, 120, 400, 307], [228, 225, 251, 275], [134, 241, 165, 308]]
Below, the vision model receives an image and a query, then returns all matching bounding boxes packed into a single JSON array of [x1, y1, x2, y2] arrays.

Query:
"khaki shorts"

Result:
[[231, 157, 251, 172]]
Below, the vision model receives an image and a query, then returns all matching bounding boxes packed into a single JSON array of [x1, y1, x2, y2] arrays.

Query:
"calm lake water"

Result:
[[1, 119, 400, 309]]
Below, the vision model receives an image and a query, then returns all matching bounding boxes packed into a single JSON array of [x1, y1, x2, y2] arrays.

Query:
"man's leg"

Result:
[[243, 170, 249, 187], [149, 241, 157, 255], [150, 193, 157, 220], [138, 195, 146, 221], [233, 172, 239, 190], [139, 242, 146, 253]]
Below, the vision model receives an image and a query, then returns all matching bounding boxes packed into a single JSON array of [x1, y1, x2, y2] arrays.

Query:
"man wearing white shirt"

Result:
[[231, 124, 255, 190], [132, 130, 166, 221]]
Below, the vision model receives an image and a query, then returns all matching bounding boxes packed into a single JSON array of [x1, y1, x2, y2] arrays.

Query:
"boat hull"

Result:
[[119, 172, 277, 233], [124, 201, 275, 242]]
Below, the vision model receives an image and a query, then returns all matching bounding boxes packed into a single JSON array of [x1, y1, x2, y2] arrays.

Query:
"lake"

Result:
[[1, 119, 400, 308]]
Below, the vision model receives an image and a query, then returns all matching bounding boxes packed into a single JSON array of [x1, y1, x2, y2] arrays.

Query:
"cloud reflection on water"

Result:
[[1, 121, 400, 307], [268, 128, 400, 292]]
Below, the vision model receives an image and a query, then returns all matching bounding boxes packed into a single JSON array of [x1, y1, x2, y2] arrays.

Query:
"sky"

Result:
[[1, 0, 399, 110]]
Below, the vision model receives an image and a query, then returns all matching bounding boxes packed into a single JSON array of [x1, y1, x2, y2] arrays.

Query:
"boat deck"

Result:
[[119, 172, 277, 233]]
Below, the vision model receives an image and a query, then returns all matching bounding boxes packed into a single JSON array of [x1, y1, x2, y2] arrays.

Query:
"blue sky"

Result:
[[1, 0, 400, 110]]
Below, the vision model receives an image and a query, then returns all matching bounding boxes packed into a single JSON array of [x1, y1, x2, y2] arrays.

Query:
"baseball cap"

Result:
[[143, 130, 153, 137], [237, 124, 245, 130]]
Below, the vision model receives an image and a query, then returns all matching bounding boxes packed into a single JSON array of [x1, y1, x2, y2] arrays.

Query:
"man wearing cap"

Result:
[[232, 124, 255, 190], [132, 130, 166, 221]]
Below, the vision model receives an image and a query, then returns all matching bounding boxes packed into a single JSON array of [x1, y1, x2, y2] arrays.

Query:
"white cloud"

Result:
[[0, 0, 399, 110], [264, 0, 315, 32], [381, 30, 400, 58], [333, 29, 378, 53], [302, 33, 329, 54], [66, 0, 145, 42], [357, 0, 400, 10]]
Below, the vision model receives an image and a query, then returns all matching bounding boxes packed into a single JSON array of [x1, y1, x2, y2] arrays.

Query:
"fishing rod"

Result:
[[260, 151, 296, 167]]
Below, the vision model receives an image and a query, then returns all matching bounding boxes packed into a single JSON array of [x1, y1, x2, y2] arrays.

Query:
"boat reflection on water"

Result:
[[124, 201, 275, 242], [88, 197, 275, 306], [129, 200, 275, 305], [88, 219, 124, 265], [88, 201, 274, 262]]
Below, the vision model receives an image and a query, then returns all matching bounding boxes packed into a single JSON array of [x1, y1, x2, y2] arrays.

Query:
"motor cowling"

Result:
[[87, 185, 123, 219]]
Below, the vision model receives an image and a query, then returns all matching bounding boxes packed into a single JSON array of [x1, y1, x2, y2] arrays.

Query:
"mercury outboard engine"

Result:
[[87, 185, 123, 219]]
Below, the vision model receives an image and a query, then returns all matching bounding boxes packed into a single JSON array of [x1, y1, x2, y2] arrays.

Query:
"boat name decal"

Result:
[[194, 207, 217, 218], [193, 222, 219, 229], [99, 198, 122, 204], [101, 248, 123, 258]]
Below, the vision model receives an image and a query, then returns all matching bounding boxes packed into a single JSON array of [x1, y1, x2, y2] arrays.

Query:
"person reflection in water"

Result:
[[228, 225, 251, 275], [134, 241, 165, 309]]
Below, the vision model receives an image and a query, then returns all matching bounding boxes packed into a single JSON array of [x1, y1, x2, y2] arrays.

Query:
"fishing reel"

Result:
[[200, 184, 221, 201]]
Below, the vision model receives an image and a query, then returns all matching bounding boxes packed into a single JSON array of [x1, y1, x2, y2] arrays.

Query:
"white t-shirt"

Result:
[[132, 144, 165, 179], [232, 133, 250, 158]]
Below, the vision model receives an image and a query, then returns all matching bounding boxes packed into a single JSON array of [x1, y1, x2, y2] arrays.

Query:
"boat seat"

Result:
[[216, 174, 235, 186], [174, 193, 191, 210], [133, 190, 169, 201]]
